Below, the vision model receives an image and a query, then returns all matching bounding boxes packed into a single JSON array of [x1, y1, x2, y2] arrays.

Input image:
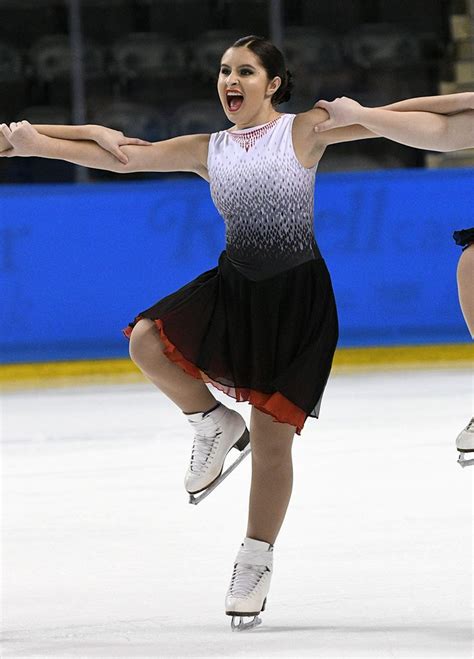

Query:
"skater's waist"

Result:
[[220, 242, 323, 282]]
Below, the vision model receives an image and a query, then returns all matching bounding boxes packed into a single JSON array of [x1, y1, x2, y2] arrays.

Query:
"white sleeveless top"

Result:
[[207, 113, 321, 281]]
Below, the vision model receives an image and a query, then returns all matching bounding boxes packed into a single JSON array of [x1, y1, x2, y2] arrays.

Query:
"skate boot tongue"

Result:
[[242, 537, 272, 551]]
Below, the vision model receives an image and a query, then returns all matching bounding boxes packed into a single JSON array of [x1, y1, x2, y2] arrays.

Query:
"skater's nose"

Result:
[[227, 73, 240, 87]]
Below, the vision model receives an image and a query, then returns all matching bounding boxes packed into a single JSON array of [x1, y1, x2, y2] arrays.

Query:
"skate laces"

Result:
[[229, 563, 268, 598], [188, 415, 222, 473]]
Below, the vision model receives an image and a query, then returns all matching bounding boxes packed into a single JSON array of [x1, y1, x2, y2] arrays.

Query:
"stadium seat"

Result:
[[90, 101, 168, 142], [139, 0, 211, 39], [109, 33, 187, 84], [15, 105, 71, 124], [283, 27, 344, 74], [172, 100, 230, 136], [0, 40, 22, 82], [190, 30, 242, 80], [0, 1, 60, 46], [80, 0, 135, 44], [29, 35, 106, 83], [345, 24, 422, 70]]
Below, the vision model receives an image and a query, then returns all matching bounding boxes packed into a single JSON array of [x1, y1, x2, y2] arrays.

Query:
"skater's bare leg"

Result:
[[246, 406, 295, 545], [457, 244, 474, 337], [129, 318, 217, 414]]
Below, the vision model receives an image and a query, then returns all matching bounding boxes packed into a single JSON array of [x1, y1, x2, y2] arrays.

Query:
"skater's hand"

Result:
[[0, 121, 45, 157], [89, 125, 153, 165], [313, 97, 365, 132], [0, 129, 13, 154]]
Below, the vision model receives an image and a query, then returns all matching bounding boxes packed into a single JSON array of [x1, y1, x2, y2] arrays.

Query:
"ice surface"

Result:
[[1, 368, 472, 658]]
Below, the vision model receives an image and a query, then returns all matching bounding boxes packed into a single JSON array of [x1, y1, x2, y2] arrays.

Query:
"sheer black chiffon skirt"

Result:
[[123, 250, 338, 435]]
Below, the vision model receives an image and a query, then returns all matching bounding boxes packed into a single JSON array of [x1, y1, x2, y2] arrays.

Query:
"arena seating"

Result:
[[109, 32, 187, 83], [90, 101, 169, 142], [29, 35, 106, 83], [190, 30, 242, 80], [172, 100, 230, 136], [15, 105, 71, 125], [345, 23, 423, 70]]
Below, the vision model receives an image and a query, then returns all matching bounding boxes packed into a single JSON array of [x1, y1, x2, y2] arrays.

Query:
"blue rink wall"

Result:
[[0, 168, 473, 364]]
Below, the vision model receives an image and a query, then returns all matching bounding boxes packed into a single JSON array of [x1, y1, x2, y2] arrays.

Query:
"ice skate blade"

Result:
[[230, 615, 262, 631], [188, 444, 251, 505], [457, 452, 474, 468]]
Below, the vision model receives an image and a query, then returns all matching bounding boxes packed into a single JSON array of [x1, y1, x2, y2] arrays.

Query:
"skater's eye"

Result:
[[220, 66, 254, 76]]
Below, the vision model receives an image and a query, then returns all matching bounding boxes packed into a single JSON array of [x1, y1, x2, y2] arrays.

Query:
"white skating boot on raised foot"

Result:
[[225, 537, 274, 631], [456, 417, 474, 467], [184, 402, 250, 503]]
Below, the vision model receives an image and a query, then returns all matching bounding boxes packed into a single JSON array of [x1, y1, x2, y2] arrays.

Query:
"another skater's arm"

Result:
[[379, 92, 474, 115], [313, 97, 474, 151], [304, 92, 474, 147], [32, 124, 152, 164], [0, 122, 210, 177]]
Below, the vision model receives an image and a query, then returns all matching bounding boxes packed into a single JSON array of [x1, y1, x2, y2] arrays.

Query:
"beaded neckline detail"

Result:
[[227, 116, 283, 152]]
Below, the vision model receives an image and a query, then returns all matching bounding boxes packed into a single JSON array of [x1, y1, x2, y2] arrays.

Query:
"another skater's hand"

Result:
[[313, 97, 364, 132], [0, 121, 45, 157], [89, 125, 153, 165], [0, 129, 12, 154]]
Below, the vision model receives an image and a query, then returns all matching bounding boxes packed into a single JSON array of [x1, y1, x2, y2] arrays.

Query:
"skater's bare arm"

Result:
[[313, 98, 474, 151], [0, 122, 210, 178], [380, 91, 474, 115], [0, 122, 152, 163], [301, 92, 474, 149]]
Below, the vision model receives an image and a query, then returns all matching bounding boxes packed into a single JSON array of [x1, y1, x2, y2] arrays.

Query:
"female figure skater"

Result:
[[311, 94, 474, 466], [1, 37, 473, 629]]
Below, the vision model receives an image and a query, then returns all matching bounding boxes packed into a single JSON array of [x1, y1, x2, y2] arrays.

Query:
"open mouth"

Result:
[[226, 90, 244, 112]]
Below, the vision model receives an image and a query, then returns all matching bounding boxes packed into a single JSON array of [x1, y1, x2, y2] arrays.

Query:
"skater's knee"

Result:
[[457, 245, 474, 337], [252, 441, 293, 468], [457, 244, 474, 284], [129, 318, 166, 366], [250, 408, 294, 467]]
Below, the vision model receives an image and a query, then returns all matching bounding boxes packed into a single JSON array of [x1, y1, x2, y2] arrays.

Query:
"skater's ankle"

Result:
[[182, 401, 220, 415]]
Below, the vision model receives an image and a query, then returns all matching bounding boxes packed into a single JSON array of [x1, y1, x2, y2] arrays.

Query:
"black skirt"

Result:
[[453, 227, 474, 250], [123, 250, 339, 435]]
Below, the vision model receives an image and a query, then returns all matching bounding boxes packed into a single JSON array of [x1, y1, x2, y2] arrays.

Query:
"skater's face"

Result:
[[217, 47, 281, 126]]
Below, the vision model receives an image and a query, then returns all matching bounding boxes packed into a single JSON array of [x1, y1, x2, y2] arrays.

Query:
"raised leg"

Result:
[[246, 406, 296, 545], [457, 244, 474, 337], [128, 318, 218, 414]]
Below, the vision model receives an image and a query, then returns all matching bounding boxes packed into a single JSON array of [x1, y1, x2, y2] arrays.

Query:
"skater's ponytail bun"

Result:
[[231, 35, 293, 106]]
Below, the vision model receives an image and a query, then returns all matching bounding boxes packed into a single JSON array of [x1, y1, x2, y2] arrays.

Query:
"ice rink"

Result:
[[1, 366, 473, 658]]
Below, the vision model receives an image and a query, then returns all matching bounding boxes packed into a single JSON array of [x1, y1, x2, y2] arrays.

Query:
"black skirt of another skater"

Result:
[[123, 250, 339, 427]]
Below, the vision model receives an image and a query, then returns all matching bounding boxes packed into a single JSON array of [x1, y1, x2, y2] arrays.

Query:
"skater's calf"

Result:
[[129, 318, 217, 414]]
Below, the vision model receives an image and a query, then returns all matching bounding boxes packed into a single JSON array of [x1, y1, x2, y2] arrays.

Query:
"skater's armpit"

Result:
[[113, 133, 211, 176]]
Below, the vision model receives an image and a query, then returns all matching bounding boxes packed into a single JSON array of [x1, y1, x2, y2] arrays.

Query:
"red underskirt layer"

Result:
[[123, 318, 306, 435]]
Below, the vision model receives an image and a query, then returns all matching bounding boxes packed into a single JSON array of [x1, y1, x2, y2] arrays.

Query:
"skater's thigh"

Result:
[[250, 406, 295, 462], [129, 318, 167, 362], [457, 244, 474, 337]]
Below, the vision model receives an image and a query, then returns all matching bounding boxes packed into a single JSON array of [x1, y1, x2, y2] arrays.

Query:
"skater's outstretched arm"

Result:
[[313, 97, 474, 151], [302, 92, 474, 147], [0, 121, 210, 178], [379, 91, 474, 115], [0, 123, 152, 164]]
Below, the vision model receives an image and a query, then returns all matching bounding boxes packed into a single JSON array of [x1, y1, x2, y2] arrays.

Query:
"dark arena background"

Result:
[[1, 2, 473, 658]]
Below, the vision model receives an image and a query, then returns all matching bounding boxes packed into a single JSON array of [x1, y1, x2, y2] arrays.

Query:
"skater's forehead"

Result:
[[220, 48, 261, 68]]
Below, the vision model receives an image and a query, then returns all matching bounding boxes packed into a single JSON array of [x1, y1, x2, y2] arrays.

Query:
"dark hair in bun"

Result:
[[231, 35, 293, 106]]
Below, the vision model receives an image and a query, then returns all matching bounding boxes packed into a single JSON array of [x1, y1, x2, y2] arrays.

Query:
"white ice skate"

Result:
[[184, 402, 250, 504], [225, 537, 273, 631], [456, 417, 474, 468]]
